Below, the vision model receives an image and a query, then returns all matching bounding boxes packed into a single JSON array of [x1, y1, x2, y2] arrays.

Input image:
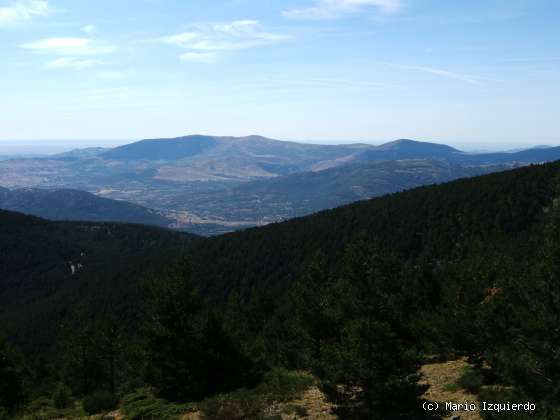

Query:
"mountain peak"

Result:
[[376, 139, 459, 152], [102, 135, 218, 160]]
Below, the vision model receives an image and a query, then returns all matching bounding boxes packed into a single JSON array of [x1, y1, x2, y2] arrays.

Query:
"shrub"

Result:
[[256, 368, 314, 401], [52, 383, 72, 409], [478, 388, 536, 420], [199, 369, 314, 420], [457, 368, 483, 394], [120, 388, 195, 420], [82, 391, 119, 415]]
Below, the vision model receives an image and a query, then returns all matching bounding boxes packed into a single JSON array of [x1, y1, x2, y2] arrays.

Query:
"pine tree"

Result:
[[324, 238, 425, 419], [143, 256, 257, 401], [491, 199, 560, 404], [143, 257, 205, 401], [0, 336, 25, 412], [290, 252, 339, 371], [95, 314, 126, 394], [59, 306, 104, 395]]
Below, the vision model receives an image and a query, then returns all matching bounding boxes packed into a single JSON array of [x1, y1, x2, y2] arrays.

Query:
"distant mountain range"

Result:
[[0, 135, 558, 234], [92, 135, 369, 181], [97, 135, 560, 168], [328, 138, 560, 166]]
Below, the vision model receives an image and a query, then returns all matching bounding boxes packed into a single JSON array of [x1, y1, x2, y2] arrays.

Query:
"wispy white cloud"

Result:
[[21, 37, 116, 55], [46, 56, 102, 70], [0, 0, 50, 26], [255, 76, 400, 90], [501, 57, 560, 63], [22, 36, 116, 71], [77, 86, 132, 103], [95, 70, 128, 80], [161, 20, 290, 63], [397, 65, 484, 85], [180, 52, 218, 64], [283, 0, 403, 20], [81, 24, 96, 35]]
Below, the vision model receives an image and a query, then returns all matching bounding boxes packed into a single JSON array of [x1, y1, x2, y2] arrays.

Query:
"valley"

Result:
[[0, 135, 553, 235]]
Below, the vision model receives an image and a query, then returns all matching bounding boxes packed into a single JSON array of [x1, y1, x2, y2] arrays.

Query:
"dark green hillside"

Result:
[[0, 188, 173, 227], [0, 210, 195, 350], [2, 162, 560, 418], [188, 162, 558, 297], [2, 162, 558, 352]]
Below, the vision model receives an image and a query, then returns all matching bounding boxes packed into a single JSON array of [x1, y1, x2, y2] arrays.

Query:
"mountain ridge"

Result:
[[2, 136, 560, 234]]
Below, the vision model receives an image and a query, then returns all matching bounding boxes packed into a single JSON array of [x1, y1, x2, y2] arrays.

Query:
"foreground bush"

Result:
[[120, 388, 195, 420], [199, 369, 313, 420], [457, 368, 484, 394], [82, 391, 119, 415], [52, 384, 73, 409]]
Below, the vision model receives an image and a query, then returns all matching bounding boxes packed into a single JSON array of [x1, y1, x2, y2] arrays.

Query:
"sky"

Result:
[[1, 0, 559, 151]]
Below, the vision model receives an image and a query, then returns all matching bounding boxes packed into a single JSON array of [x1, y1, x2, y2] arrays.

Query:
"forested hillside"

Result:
[[0, 187, 173, 227], [188, 162, 556, 298], [2, 162, 560, 419], [0, 211, 195, 350]]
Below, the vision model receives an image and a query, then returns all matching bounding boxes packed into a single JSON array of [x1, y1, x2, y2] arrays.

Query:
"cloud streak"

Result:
[[0, 0, 50, 26], [22, 35, 116, 71], [407, 66, 481, 84], [21, 37, 116, 55], [283, 0, 403, 20], [254, 76, 400, 90], [180, 52, 218, 63], [396, 65, 485, 85], [81, 24, 96, 35], [161, 20, 290, 63], [46, 57, 102, 70]]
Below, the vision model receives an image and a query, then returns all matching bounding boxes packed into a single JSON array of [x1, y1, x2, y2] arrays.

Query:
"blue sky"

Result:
[[1, 0, 559, 150]]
